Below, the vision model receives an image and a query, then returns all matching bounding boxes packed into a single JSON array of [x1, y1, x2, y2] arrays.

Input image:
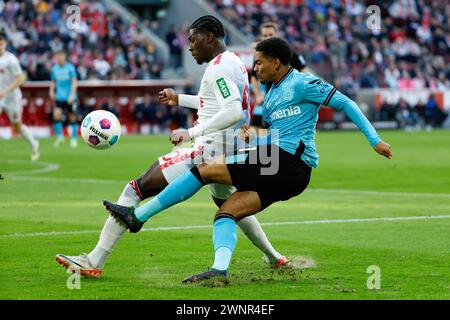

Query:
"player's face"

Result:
[[260, 27, 278, 40], [55, 52, 66, 65], [254, 51, 276, 84], [0, 39, 6, 54], [188, 29, 209, 64]]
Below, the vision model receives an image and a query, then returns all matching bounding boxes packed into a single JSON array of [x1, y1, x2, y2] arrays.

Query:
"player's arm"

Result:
[[159, 88, 201, 109], [68, 65, 77, 104], [0, 73, 26, 99], [0, 58, 26, 99], [49, 67, 56, 101], [301, 79, 392, 159], [251, 75, 265, 105]]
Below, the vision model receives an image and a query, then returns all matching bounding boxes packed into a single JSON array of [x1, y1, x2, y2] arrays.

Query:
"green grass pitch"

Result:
[[1, 130, 449, 299]]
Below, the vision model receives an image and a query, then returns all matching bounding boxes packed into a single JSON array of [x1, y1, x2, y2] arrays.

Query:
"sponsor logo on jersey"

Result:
[[216, 77, 231, 99], [270, 105, 301, 121]]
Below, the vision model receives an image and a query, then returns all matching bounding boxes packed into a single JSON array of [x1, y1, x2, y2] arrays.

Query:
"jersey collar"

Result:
[[208, 51, 228, 66], [274, 67, 294, 88]]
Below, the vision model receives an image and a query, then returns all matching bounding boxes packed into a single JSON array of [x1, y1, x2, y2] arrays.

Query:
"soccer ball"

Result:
[[80, 110, 121, 150]]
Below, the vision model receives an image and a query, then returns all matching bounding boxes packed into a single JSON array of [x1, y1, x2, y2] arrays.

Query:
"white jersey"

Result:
[[195, 51, 250, 155], [0, 51, 23, 102]]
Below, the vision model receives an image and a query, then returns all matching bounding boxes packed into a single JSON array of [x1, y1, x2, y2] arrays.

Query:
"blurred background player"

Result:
[[0, 31, 39, 161], [250, 22, 309, 127], [49, 50, 78, 148]]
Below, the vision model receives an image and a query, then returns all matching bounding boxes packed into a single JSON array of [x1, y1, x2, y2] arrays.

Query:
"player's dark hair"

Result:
[[190, 15, 225, 39], [0, 30, 7, 41], [255, 37, 292, 65]]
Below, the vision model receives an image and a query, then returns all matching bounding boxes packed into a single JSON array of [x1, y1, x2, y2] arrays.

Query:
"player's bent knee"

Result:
[[212, 196, 226, 208], [135, 161, 168, 199]]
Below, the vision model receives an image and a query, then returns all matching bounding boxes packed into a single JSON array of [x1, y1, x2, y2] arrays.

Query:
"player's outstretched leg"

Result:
[[12, 122, 39, 161], [183, 191, 261, 284], [56, 161, 167, 275], [55, 253, 102, 278], [104, 166, 207, 229], [68, 112, 78, 148], [55, 181, 140, 276], [238, 216, 291, 269], [212, 197, 290, 269]]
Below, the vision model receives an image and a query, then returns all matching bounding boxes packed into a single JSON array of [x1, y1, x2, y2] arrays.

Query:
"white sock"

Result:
[[237, 215, 282, 263], [20, 124, 37, 148], [87, 182, 141, 268]]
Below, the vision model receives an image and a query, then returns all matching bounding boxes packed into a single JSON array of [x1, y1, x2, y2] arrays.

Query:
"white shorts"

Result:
[[0, 95, 23, 123], [158, 144, 236, 200]]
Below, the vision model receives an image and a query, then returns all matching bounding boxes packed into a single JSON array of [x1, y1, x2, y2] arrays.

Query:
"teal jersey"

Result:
[[51, 63, 77, 102], [262, 69, 380, 168]]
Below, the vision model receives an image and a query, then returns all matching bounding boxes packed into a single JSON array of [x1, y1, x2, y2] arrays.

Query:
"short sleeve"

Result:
[[9, 56, 23, 77], [297, 76, 337, 107], [50, 66, 56, 81], [210, 67, 241, 108], [69, 64, 77, 79]]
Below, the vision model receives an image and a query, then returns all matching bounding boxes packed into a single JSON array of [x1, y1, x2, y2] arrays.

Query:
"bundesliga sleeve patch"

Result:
[[216, 77, 231, 99]]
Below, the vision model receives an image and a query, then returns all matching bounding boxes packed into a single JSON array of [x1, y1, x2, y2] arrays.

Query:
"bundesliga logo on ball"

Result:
[[80, 110, 121, 150]]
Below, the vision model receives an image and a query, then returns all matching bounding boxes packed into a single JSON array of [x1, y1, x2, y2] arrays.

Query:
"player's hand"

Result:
[[255, 93, 265, 105], [170, 128, 190, 146], [159, 88, 178, 106], [67, 95, 74, 105], [374, 141, 392, 159], [238, 124, 256, 143], [0, 91, 5, 100], [49, 90, 55, 101]]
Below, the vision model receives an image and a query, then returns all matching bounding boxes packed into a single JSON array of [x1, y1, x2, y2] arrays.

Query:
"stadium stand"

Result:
[[206, 0, 450, 94], [0, 0, 448, 135], [0, 0, 164, 81]]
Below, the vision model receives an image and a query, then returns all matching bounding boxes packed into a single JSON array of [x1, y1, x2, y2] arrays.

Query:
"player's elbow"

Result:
[[228, 102, 245, 124]]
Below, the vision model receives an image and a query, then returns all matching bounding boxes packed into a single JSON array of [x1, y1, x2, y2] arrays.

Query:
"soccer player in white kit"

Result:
[[0, 31, 39, 161], [55, 16, 289, 278]]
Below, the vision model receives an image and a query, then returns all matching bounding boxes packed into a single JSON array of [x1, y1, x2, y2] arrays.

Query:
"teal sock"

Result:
[[53, 122, 63, 139], [70, 123, 78, 140], [134, 167, 205, 222], [212, 215, 237, 271]]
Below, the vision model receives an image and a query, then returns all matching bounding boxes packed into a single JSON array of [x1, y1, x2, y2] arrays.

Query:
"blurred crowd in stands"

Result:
[[0, 0, 164, 81], [1, 0, 449, 131], [377, 93, 447, 131], [208, 0, 450, 96]]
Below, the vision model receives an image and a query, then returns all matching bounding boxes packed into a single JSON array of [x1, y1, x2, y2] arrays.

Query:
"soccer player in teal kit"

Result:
[[49, 50, 78, 147], [104, 37, 393, 283]]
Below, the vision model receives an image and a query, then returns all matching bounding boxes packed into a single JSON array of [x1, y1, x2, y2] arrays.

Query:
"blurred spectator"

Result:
[[424, 94, 448, 129], [379, 101, 398, 122], [134, 93, 158, 133], [166, 24, 182, 70], [100, 97, 120, 118], [0, 0, 164, 81], [207, 0, 450, 89], [396, 98, 420, 130], [77, 97, 95, 122]]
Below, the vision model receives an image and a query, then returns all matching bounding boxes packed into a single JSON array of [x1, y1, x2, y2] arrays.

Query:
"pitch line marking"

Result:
[[0, 160, 60, 175], [5, 175, 450, 198], [2, 214, 450, 238]]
